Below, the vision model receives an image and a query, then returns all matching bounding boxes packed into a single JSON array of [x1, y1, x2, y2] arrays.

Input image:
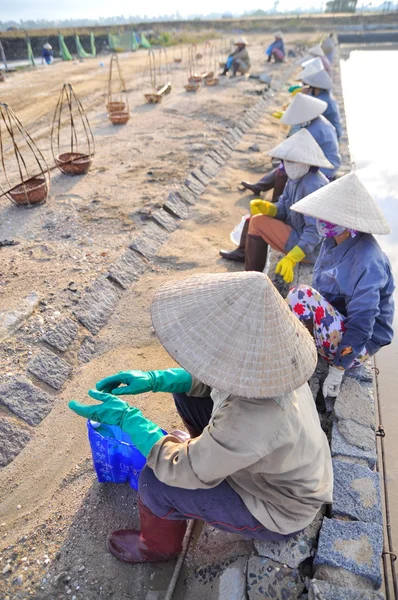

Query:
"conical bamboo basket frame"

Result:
[[107, 54, 130, 125], [0, 102, 50, 207], [156, 48, 172, 96], [51, 83, 95, 175]]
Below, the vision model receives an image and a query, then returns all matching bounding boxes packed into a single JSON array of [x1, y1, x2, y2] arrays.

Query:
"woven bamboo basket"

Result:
[[55, 152, 91, 175], [145, 93, 162, 104], [174, 58, 182, 63], [8, 177, 48, 206], [185, 83, 201, 92], [108, 111, 130, 125], [107, 101, 126, 113], [205, 78, 219, 87], [188, 75, 203, 84]]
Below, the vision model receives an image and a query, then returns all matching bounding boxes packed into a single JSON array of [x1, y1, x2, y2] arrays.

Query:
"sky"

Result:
[[0, 0, 324, 22]]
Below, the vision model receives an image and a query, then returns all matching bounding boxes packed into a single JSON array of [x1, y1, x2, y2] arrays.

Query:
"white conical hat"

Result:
[[291, 172, 391, 235], [274, 31, 284, 39], [281, 93, 327, 125], [234, 37, 249, 45], [308, 44, 325, 57], [297, 57, 324, 79], [43, 43, 52, 50], [151, 272, 317, 398], [302, 69, 333, 90], [267, 128, 333, 169]]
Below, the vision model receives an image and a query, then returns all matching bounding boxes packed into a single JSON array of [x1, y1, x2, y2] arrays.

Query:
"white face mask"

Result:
[[284, 160, 310, 180]]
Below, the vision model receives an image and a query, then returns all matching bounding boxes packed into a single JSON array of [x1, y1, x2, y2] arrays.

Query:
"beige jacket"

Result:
[[231, 46, 251, 68], [147, 377, 333, 534]]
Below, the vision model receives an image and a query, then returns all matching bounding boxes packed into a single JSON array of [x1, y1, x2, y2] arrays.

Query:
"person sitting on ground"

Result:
[[241, 130, 331, 280], [241, 93, 340, 199], [287, 172, 395, 399], [300, 68, 342, 140], [321, 33, 336, 65], [41, 43, 53, 65], [306, 45, 332, 76], [220, 38, 251, 77], [69, 270, 333, 563], [266, 32, 285, 63]]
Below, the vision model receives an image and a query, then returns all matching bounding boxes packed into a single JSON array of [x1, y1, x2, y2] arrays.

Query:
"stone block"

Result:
[[207, 150, 225, 167], [74, 277, 123, 335], [130, 222, 169, 260], [0, 417, 31, 467], [42, 317, 79, 352], [27, 348, 72, 390], [222, 137, 236, 151], [152, 208, 179, 233], [185, 176, 205, 196], [314, 517, 383, 588], [185, 523, 253, 571], [255, 511, 323, 569], [176, 185, 197, 206], [331, 460, 382, 524], [78, 336, 96, 363], [108, 249, 148, 290], [331, 422, 377, 469], [227, 128, 241, 142], [344, 361, 374, 384], [184, 556, 247, 600], [191, 167, 211, 186], [308, 579, 384, 600], [337, 419, 375, 452], [214, 144, 231, 160], [164, 192, 190, 219], [314, 565, 375, 591], [247, 556, 305, 600], [200, 157, 220, 179], [334, 378, 375, 429], [0, 376, 53, 426]]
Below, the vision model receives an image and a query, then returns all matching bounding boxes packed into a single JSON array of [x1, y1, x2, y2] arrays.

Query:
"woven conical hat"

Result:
[[302, 69, 333, 91], [151, 272, 317, 398], [281, 93, 327, 125], [291, 172, 391, 235], [234, 37, 249, 45], [297, 57, 325, 80], [267, 128, 333, 169], [274, 31, 284, 39], [308, 44, 325, 57]]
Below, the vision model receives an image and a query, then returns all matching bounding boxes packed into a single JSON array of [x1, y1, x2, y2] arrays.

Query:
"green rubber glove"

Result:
[[96, 368, 192, 396], [275, 245, 306, 284], [69, 389, 165, 457]]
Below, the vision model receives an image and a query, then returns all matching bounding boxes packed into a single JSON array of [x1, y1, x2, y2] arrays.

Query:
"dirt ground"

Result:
[[0, 33, 313, 599]]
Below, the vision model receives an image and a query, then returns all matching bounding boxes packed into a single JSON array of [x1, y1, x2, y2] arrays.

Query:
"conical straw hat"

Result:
[[151, 272, 317, 398], [234, 37, 249, 45], [308, 44, 325, 57], [281, 93, 327, 125], [297, 57, 325, 80], [274, 31, 284, 39], [267, 128, 333, 169], [291, 172, 391, 235], [302, 69, 333, 91]]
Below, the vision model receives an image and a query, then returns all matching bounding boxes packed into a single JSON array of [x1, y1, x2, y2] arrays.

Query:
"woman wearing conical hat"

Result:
[[266, 31, 285, 63], [239, 93, 340, 205], [288, 172, 395, 398], [220, 38, 251, 78], [69, 271, 332, 563], [298, 66, 342, 140], [306, 45, 332, 75], [222, 129, 331, 276]]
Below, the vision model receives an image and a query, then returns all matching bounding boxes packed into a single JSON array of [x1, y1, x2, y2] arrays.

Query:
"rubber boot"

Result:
[[107, 500, 187, 563], [271, 170, 288, 202], [219, 67, 228, 76], [219, 218, 249, 262], [245, 234, 268, 272], [241, 168, 277, 195]]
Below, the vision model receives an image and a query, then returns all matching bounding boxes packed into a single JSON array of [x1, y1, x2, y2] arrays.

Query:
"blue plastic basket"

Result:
[[87, 421, 165, 490]]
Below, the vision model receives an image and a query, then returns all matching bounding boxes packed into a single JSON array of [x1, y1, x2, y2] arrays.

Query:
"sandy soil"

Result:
[[0, 34, 311, 599]]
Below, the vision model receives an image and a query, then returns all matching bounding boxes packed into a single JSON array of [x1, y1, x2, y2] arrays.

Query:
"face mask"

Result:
[[316, 219, 358, 239], [284, 160, 310, 180]]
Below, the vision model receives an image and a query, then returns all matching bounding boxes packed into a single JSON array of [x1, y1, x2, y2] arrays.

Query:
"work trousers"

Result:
[[138, 393, 299, 542]]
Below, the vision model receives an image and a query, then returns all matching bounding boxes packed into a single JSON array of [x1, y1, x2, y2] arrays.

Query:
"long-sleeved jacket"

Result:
[[313, 233, 395, 368], [289, 116, 340, 179], [147, 378, 333, 535], [315, 90, 342, 140], [230, 46, 251, 68], [267, 38, 285, 57], [274, 169, 328, 262]]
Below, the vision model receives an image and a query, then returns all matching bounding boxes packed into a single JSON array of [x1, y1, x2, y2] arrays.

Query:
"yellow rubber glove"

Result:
[[272, 110, 284, 119], [275, 246, 306, 284], [250, 199, 278, 217]]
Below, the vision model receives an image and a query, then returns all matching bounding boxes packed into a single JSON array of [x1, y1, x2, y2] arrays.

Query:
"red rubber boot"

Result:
[[107, 500, 187, 563]]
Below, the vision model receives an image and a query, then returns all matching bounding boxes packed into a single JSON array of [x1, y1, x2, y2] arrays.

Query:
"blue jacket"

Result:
[[315, 90, 342, 141], [274, 169, 328, 262], [289, 116, 341, 179], [313, 233, 395, 368], [266, 38, 285, 57]]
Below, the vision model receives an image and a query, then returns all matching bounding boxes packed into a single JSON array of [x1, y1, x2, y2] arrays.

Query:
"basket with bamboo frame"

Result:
[[107, 54, 130, 125], [0, 102, 50, 207]]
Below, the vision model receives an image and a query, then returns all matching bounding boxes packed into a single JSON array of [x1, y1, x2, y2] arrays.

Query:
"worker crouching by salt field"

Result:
[[300, 68, 342, 140], [287, 172, 395, 398], [69, 271, 333, 563], [220, 38, 251, 77], [266, 32, 285, 63]]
